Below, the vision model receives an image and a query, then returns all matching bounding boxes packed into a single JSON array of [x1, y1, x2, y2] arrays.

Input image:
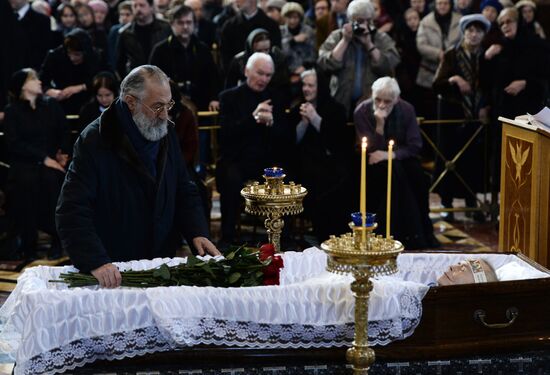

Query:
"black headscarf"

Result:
[[434, 0, 453, 38]]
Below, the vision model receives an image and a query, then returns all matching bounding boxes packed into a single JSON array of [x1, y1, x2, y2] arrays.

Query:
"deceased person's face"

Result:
[[437, 259, 496, 286]]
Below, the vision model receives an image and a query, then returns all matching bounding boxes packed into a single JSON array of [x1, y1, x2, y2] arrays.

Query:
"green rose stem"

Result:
[[50, 247, 274, 288]]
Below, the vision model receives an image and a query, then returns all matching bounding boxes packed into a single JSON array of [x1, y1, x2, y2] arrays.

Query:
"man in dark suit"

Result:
[[1, 0, 51, 115], [216, 52, 290, 247], [149, 5, 220, 111], [219, 0, 281, 72], [56, 65, 220, 288], [116, 0, 171, 78], [185, 0, 218, 49]]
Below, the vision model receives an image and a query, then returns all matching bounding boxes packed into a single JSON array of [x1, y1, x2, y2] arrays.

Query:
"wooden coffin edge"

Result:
[[376, 250, 550, 359]]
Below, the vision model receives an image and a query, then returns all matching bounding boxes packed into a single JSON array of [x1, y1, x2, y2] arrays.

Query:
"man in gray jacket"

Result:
[[317, 0, 400, 117]]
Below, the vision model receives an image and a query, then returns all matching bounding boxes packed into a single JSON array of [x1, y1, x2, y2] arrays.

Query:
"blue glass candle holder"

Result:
[[351, 212, 376, 227], [264, 167, 285, 178]]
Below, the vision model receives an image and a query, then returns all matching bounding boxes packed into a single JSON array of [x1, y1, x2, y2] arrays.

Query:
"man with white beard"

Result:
[[56, 65, 220, 288]]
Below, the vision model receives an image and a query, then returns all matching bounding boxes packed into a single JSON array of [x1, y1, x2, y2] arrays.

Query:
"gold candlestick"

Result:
[[241, 168, 307, 252], [322, 221, 403, 374]]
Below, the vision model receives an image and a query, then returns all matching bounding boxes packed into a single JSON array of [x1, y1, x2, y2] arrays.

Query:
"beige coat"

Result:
[[415, 12, 461, 88], [318, 29, 400, 114]]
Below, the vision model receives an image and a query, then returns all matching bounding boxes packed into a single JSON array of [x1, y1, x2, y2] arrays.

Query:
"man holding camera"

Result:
[[317, 0, 400, 117]]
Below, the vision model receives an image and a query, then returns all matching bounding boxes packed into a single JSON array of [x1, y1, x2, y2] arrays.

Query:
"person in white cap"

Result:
[[515, 0, 545, 39], [432, 14, 492, 223]]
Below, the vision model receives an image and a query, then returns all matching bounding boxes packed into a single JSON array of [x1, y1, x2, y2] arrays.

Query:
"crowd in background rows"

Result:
[[0, 0, 549, 257], [1, 0, 548, 117]]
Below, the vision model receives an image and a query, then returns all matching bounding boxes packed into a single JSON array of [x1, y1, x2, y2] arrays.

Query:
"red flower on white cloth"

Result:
[[259, 243, 284, 285]]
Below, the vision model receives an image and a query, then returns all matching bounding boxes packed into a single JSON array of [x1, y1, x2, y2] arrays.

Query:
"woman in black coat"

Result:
[[40, 28, 103, 116], [78, 71, 118, 132], [484, 7, 548, 192], [288, 68, 354, 242], [224, 28, 290, 99], [4, 68, 70, 260]]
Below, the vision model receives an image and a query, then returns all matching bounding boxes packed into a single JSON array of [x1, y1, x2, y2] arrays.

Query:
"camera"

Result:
[[352, 21, 377, 37], [352, 21, 366, 35]]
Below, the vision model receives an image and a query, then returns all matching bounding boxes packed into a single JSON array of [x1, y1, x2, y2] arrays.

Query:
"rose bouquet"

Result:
[[53, 245, 284, 288]]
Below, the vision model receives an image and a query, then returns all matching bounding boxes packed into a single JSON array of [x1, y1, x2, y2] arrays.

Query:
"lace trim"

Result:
[[19, 312, 422, 375], [19, 326, 174, 375]]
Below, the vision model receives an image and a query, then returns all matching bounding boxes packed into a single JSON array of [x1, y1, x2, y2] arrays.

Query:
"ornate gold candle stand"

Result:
[[240, 170, 307, 252], [321, 223, 404, 374]]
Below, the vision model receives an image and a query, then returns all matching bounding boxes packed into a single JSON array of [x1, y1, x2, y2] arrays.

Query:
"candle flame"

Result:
[[389, 139, 394, 146], [361, 137, 367, 149]]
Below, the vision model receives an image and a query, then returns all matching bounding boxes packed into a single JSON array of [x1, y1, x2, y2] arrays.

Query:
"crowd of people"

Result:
[[0, 0, 549, 260]]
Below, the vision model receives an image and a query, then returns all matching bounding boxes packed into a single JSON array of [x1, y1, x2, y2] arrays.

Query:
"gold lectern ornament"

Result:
[[240, 167, 307, 252]]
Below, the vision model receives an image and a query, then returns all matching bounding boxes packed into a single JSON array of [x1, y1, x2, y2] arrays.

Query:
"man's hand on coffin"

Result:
[[91, 263, 122, 288], [192, 236, 222, 256]]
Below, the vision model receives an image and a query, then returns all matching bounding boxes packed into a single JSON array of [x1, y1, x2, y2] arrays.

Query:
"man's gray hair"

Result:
[[347, 0, 375, 21], [245, 52, 274, 71], [120, 65, 169, 100], [371, 76, 401, 99]]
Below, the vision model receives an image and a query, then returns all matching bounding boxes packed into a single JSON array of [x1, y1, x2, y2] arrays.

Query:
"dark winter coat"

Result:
[[219, 9, 281, 71], [116, 19, 171, 77], [56, 101, 209, 273], [39, 29, 103, 115]]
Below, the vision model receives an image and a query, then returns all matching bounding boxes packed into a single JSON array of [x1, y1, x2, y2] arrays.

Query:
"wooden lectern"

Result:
[[498, 117, 550, 268]]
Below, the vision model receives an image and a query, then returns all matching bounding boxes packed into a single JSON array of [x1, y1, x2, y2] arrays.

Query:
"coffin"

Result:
[[376, 251, 550, 360], [1, 249, 549, 374]]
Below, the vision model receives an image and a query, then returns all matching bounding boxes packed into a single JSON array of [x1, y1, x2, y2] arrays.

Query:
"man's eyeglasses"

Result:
[[133, 96, 175, 116]]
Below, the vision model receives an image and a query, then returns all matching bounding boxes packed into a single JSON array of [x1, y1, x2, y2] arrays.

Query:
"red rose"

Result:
[[262, 254, 284, 285], [263, 277, 279, 286], [259, 243, 275, 261]]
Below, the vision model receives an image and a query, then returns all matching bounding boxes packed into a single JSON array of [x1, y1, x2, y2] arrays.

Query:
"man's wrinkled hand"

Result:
[[253, 99, 273, 126], [192, 237, 221, 256], [44, 156, 65, 172], [208, 100, 220, 112], [56, 149, 69, 168], [342, 23, 353, 42], [91, 263, 122, 288], [368, 150, 388, 165]]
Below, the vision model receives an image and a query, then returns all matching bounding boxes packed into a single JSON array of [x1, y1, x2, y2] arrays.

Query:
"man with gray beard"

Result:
[[56, 65, 220, 288]]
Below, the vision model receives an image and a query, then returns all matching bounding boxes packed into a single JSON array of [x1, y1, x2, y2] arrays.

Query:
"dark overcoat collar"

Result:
[[97, 102, 169, 185]]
